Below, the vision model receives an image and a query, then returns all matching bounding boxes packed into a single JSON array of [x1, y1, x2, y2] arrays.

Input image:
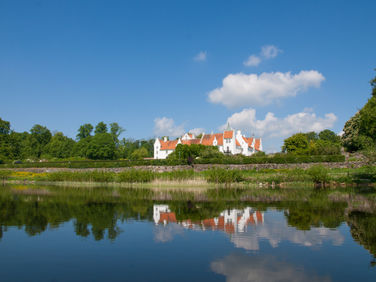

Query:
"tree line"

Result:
[[0, 120, 154, 162]]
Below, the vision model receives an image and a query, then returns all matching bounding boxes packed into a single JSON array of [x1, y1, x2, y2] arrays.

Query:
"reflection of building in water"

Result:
[[153, 205, 264, 234]]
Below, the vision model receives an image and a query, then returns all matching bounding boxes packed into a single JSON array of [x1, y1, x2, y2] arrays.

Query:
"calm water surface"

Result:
[[0, 185, 376, 281]]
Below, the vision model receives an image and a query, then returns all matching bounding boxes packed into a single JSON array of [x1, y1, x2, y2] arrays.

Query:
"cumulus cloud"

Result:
[[230, 217, 344, 251], [154, 224, 184, 243], [208, 70, 325, 108], [261, 45, 281, 59], [221, 108, 337, 138], [194, 51, 207, 62], [243, 45, 281, 67], [189, 128, 205, 136], [153, 117, 185, 137], [211, 254, 331, 282], [243, 55, 261, 67]]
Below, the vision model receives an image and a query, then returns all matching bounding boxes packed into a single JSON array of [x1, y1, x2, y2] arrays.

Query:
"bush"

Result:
[[205, 168, 244, 184], [307, 165, 330, 185]]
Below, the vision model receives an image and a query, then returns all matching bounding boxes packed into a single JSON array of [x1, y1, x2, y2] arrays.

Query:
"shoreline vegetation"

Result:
[[1, 166, 375, 188]]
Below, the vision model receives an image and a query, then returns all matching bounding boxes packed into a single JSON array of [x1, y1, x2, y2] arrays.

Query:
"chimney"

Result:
[[163, 136, 168, 142]]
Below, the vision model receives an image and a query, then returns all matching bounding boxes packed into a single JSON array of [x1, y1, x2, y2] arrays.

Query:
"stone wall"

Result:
[[3, 161, 367, 173]]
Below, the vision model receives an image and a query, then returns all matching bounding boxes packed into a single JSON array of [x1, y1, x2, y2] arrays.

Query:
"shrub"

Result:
[[307, 165, 330, 185]]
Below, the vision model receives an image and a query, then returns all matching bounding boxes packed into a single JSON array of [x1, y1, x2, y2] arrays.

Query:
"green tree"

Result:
[[28, 124, 52, 158], [109, 122, 124, 144], [94, 122, 107, 135], [0, 118, 10, 135], [282, 133, 309, 154], [342, 72, 376, 151], [86, 133, 116, 160], [44, 132, 75, 159], [305, 131, 318, 142], [130, 147, 149, 160], [72, 136, 92, 158], [318, 129, 340, 143], [76, 124, 93, 140]]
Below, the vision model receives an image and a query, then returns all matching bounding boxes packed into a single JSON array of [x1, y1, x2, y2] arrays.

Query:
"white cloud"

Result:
[[208, 70, 325, 108], [194, 51, 207, 62], [189, 128, 205, 136], [154, 224, 184, 243], [221, 108, 337, 138], [243, 55, 261, 67], [153, 117, 185, 137], [211, 254, 331, 282], [230, 215, 344, 251], [261, 45, 281, 59], [243, 45, 281, 67]]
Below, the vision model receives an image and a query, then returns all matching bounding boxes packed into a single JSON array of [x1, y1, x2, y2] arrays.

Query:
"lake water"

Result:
[[0, 185, 375, 281]]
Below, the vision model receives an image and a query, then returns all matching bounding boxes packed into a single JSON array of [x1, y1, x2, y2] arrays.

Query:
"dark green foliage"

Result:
[[342, 71, 376, 152], [318, 129, 341, 143], [0, 118, 10, 135], [28, 124, 52, 158], [43, 132, 75, 159], [109, 122, 124, 144], [94, 122, 108, 135], [86, 133, 117, 160], [76, 123, 93, 140]]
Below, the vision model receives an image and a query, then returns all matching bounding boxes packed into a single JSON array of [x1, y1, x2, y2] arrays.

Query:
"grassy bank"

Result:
[[0, 155, 346, 169], [2, 166, 376, 187]]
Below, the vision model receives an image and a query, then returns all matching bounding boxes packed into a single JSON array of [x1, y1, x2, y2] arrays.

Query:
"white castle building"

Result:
[[154, 125, 262, 159]]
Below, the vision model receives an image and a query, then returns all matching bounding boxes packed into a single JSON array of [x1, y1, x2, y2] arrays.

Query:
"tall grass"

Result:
[[47, 171, 115, 182], [204, 168, 244, 184], [117, 169, 156, 183], [157, 169, 196, 181]]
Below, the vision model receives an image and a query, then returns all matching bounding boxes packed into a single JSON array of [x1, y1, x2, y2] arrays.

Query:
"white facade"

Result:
[[154, 126, 262, 159]]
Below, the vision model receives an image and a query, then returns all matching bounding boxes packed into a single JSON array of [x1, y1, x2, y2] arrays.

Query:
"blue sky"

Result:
[[1, 0, 375, 152]]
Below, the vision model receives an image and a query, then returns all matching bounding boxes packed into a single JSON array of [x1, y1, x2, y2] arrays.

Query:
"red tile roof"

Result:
[[160, 139, 179, 150], [213, 133, 223, 146], [201, 134, 215, 146], [254, 138, 261, 151], [224, 130, 233, 139], [242, 137, 254, 148], [159, 212, 177, 223], [182, 139, 201, 145]]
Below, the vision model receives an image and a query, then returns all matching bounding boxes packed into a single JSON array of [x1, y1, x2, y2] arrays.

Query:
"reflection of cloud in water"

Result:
[[231, 215, 344, 251], [154, 223, 184, 243], [211, 253, 331, 282]]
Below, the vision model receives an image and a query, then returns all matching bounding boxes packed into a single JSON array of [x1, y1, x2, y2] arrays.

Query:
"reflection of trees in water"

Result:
[[347, 211, 376, 266], [0, 186, 376, 259], [0, 194, 154, 241]]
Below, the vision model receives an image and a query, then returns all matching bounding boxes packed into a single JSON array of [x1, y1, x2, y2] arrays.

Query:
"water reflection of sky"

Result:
[[1, 200, 376, 281]]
